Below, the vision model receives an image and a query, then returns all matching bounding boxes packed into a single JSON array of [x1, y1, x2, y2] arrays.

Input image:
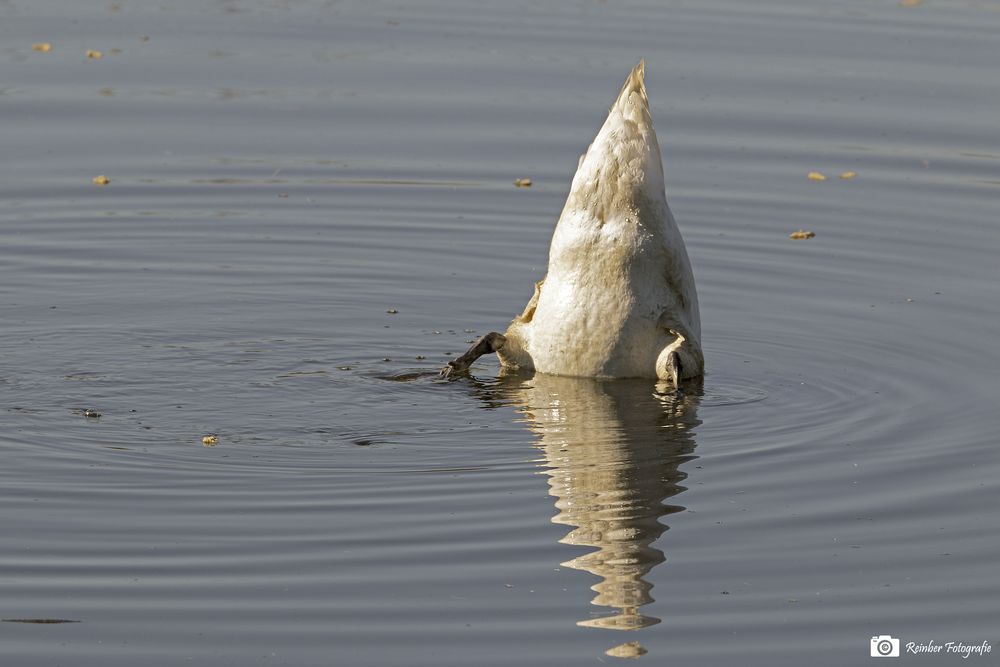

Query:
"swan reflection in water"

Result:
[[479, 371, 701, 633]]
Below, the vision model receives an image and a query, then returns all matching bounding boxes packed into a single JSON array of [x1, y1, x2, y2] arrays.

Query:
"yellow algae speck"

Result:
[[32, 42, 52, 52], [86, 50, 103, 59], [790, 230, 816, 240], [92, 175, 111, 186], [202, 435, 219, 446], [807, 171, 827, 181], [840, 170, 857, 179]]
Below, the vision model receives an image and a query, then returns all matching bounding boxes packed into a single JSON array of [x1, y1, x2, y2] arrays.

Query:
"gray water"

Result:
[[2, 1, 999, 665]]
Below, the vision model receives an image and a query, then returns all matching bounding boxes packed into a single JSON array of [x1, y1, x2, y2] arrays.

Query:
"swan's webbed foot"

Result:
[[440, 332, 507, 378], [666, 350, 684, 396]]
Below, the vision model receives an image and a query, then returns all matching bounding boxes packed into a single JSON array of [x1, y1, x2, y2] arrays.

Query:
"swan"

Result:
[[445, 61, 703, 388]]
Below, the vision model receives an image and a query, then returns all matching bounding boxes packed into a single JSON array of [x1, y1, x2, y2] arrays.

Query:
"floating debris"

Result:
[[83, 409, 102, 418], [92, 175, 110, 186], [789, 230, 816, 240], [386, 308, 398, 314], [3, 618, 80, 624], [605, 642, 647, 659], [86, 50, 103, 59], [513, 177, 532, 188], [201, 435, 218, 446], [32, 42, 52, 52], [807, 171, 827, 181], [840, 170, 857, 179]]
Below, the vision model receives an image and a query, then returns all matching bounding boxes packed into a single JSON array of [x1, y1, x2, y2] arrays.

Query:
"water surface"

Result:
[[2, 1, 999, 665]]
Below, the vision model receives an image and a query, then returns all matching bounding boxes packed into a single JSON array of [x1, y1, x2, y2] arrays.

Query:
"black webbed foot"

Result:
[[439, 332, 507, 379], [666, 350, 684, 396]]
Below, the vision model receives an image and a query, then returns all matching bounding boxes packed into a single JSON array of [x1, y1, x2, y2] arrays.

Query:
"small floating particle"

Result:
[[789, 230, 816, 240], [513, 177, 532, 188], [605, 641, 647, 659], [840, 170, 857, 179], [202, 435, 218, 446], [140, 36, 150, 42], [807, 171, 827, 181], [86, 49, 103, 59], [32, 42, 52, 52], [83, 409, 101, 418], [386, 308, 398, 314], [92, 175, 110, 186]]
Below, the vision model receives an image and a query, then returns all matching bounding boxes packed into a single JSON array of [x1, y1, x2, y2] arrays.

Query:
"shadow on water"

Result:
[[468, 371, 701, 638]]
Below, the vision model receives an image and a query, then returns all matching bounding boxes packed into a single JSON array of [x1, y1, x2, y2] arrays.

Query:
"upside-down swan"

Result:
[[445, 61, 702, 389]]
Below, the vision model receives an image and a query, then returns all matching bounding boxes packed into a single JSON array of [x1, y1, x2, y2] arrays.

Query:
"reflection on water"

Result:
[[490, 373, 700, 633]]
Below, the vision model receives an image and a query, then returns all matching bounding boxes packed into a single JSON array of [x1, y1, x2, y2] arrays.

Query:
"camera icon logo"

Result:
[[871, 635, 901, 658]]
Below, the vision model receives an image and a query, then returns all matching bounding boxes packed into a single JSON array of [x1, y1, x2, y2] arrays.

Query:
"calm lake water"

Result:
[[2, 1, 999, 665]]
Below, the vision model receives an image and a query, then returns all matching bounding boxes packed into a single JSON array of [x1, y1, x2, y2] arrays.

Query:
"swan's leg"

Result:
[[666, 350, 684, 395], [440, 332, 507, 378]]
